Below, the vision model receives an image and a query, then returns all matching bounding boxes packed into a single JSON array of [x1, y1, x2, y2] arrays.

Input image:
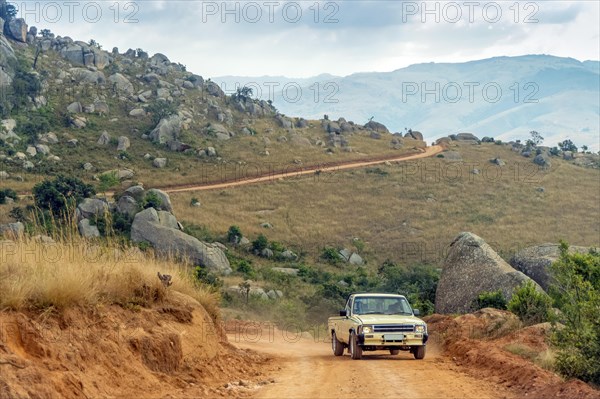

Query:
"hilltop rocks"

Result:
[[510, 244, 591, 290], [59, 42, 111, 69], [435, 232, 543, 314], [404, 131, 423, 141], [364, 120, 389, 134], [108, 73, 134, 94], [69, 68, 105, 84], [7, 18, 27, 42], [150, 115, 182, 144], [454, 133, 479, 142], [131, 208, 231, 275]]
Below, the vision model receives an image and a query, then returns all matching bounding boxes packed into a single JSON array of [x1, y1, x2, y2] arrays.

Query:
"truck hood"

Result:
[[355, 314, 425, 325]]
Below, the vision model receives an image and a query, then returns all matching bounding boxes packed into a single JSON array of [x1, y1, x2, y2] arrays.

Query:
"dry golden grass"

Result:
[[0, 237, 220, 319], [170, 142, 600, 266]]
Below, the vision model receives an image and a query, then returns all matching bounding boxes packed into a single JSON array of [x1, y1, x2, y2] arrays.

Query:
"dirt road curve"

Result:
[[163, 145, 443, 193], [228, 329, 514, 399]]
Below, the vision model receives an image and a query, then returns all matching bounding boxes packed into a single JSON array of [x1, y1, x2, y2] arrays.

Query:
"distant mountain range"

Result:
[[215, 55, 600, 150]]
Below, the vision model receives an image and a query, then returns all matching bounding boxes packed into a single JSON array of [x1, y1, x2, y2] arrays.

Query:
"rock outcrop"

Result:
[[435, 232, 543, 314], [131, 208, 231, 275], [510, 243, 592, 290]]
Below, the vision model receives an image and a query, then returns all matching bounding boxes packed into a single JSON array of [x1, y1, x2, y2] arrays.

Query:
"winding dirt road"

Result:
[[228, 327, 514, 399], [163, 145, 443, 193]]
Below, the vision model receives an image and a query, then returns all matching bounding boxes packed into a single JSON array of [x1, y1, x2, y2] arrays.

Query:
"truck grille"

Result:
[[373, 324, 415, 333]]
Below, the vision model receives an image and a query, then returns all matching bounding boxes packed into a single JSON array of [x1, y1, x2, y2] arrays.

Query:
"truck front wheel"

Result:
[[332, 332, 345, 356], [350, 332, 363, 360], [413, 346, 426, 360]]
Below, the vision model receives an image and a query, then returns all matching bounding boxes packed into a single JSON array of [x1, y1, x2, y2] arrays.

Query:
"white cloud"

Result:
[[17, 0, 599, 78]]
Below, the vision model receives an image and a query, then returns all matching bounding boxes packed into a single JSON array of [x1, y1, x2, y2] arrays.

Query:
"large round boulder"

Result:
[[435, 232, 543, 314]]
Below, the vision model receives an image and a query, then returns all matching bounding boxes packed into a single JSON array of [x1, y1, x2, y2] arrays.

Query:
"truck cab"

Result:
[[327, 293, 428, 360]]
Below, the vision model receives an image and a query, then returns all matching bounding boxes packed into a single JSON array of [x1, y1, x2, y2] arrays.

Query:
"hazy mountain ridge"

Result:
[[215, 55, 600, 150]]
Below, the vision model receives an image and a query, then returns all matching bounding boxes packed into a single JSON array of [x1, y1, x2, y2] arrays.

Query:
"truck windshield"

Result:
[[353, 296, 413, 315]]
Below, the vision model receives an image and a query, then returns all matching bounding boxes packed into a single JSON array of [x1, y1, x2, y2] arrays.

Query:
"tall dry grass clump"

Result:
[[0, 236, 220, 320]]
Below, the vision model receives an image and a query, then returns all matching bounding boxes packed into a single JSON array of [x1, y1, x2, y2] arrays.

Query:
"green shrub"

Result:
[[32, 175, 95, 215], [549, 242, 600, 385], [321, 247, 341, 265], [183, 223, 215, 242], [507, 281, 552, 325], [0, 188, 18, 204], [194, 266, 223, 289], [377, 262, 440, 315], [8, 206, 28, 222], [252, 234, 268, 252], [472, 289, 507, 310], [146, 100, 178, 124], [142, 191, 162, 209], [269, 241, 286, 253], [227, 225, 242, 243]]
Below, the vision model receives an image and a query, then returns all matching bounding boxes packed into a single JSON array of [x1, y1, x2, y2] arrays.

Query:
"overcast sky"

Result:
[[17, 1, 600, 78]]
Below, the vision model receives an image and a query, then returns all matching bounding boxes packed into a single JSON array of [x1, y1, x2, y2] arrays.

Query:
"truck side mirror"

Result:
[[413, 309, 420, 316], [339, 310, 347, 317]]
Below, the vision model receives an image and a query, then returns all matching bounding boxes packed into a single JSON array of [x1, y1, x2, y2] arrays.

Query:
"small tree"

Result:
[[98, 171, 119, 196], [558, 139, 578, 153], [549, 242, 600, 384], [529, 130, 544, 146], [252, 234, 268, 252], [146, 100, 178, 125], [40, 29, 52, 38], [233, 86, 253, 102], [227, 225, 243, 244]]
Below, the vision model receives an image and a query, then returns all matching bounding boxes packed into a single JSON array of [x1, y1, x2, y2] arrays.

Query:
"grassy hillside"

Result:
[[170, 141, 600, 267]]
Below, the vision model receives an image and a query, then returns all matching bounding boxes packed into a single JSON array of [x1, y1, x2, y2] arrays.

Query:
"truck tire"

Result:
[[332, 332, 345, 356], [413, 346, 426, 360], [389, 349, 400, 355], [350, 332, 363, 360]]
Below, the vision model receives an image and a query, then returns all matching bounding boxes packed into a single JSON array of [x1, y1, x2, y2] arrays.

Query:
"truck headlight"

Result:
[[362, 326, 372, 334], [415, 325, 426, 333]]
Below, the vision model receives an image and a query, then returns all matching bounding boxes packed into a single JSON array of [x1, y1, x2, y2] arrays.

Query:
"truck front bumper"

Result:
[[358, 332, 428, 347]]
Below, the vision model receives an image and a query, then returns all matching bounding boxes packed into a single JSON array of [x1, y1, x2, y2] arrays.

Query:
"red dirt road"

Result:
[[163, 145, 443, 193], [228, 327, 514, 399]]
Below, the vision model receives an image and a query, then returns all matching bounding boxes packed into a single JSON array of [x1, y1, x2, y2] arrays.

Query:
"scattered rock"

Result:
[[510, 243, 591, 290], [533, 154, 551, 169], [35, 144, 50, 155], [129, 108, 146, 117], [153, 158, 167, 168], [0, 222, 24, 238], [117, 136, 130, 151], [97, 131, 111, 145], [76, 198, 109, 221], [78, 219, 100, 238]]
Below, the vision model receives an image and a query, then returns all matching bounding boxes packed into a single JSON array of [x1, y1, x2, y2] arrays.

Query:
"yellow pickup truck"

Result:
[[327, 293, 428, 360]]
